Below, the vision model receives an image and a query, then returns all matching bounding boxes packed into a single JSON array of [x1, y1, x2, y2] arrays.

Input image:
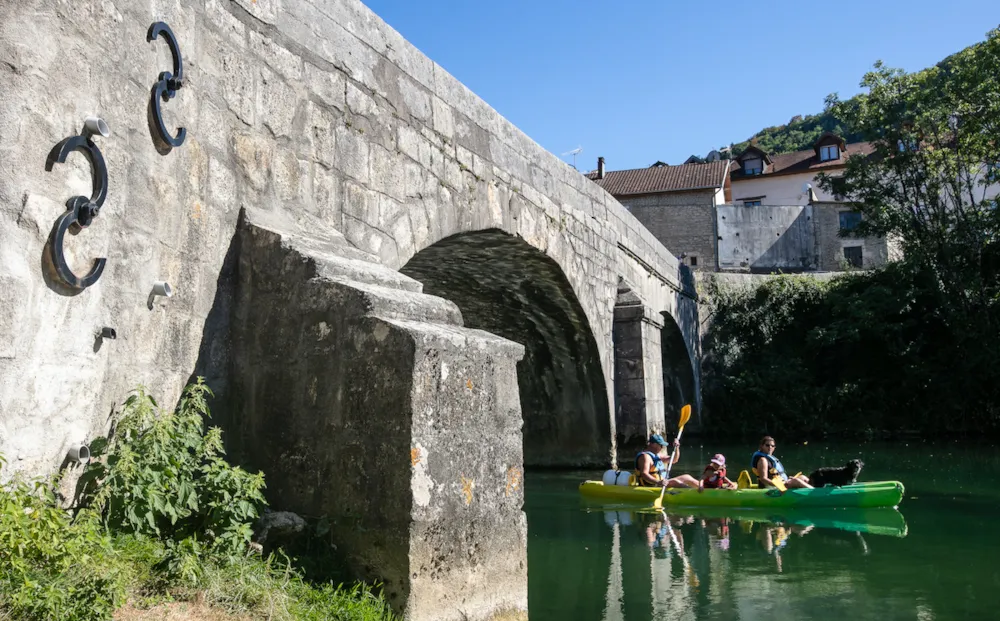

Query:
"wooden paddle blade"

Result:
[[678, 404, 692, 429]]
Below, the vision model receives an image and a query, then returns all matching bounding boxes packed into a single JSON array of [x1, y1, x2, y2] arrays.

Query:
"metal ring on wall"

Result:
[[147, 21, 186, 148], [46, 134, 109, 289]]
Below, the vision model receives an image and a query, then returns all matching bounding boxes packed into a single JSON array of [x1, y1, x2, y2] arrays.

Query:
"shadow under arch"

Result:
[[661, 310, 697, 431], [401, 229, 610, 467]]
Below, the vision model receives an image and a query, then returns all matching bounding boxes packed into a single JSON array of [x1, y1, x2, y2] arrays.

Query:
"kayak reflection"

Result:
[[595, 506, 907, 620]]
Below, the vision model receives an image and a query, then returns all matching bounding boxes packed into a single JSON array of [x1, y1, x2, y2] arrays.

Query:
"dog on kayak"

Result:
[[808, 459, 864, 487]]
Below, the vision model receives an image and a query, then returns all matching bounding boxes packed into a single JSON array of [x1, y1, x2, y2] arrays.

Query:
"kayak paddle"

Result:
[[653, 404, 691, 510]]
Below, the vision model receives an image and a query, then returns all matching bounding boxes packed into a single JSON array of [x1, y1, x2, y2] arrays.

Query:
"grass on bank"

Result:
[[0, 380, 396, 621]]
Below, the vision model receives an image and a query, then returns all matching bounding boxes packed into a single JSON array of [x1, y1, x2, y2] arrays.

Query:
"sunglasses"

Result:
[[765, 443, 776, 447]]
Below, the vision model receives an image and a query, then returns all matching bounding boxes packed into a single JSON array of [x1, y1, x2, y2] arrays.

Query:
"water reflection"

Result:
[[594, 506, 906, 621], [527, 445, 1000, 621]]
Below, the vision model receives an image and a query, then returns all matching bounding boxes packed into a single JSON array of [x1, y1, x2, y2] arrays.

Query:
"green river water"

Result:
[[524, 441, 1000, 621]]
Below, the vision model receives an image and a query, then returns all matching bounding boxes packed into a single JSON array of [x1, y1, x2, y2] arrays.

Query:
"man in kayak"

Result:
[[635, 434, 699, 488], [751, 436, 812, 490]]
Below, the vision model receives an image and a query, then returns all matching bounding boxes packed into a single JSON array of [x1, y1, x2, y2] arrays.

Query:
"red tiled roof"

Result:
[[586, 160, 730, 196], [731, 142, 875, 180]]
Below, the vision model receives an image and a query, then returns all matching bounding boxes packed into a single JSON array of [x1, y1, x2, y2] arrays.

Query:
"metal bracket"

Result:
[[147, 21, 186, 148]]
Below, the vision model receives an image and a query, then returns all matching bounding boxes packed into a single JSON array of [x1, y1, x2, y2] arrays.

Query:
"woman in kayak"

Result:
[[698, 454, 737, 492], [752, 436, 812, 489]]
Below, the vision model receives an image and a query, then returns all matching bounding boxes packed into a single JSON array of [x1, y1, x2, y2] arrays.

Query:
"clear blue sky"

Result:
[[363, 0, 999, 172]]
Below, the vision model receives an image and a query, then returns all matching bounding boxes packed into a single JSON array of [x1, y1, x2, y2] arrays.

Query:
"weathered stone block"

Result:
[[249, 30, 302, 80], [208, 155, 238, 208], [204, 0, 248, 42], [334, 124, 370, 183], [232, 133, 274, 192], [301, 101, 337, 168], [234, 0, 281, 26], [220, 46, 256, 125], [370, 144, 406, 201], [0, 275, 28, 359], [257, 68, 298, 138], [304, 61, 346, 111]]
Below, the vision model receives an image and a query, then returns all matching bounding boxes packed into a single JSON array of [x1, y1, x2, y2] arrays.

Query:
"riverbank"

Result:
[[0, 381, 395, 621]]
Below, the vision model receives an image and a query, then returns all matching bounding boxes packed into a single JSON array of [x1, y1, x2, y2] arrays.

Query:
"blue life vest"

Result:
[[751, 451, 788, 482], [635, 451, 668, 486]]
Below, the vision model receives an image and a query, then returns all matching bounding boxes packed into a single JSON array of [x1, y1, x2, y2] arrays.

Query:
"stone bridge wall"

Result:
[[0, 0, 697, 475], [0, 0, 699, 617]]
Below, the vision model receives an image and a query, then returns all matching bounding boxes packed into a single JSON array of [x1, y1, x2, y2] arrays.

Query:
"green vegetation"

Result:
[[0, 380, 395, 621], [703, 27, 1000, 439], [714, 35, 989, 158], [728, 109, 865, 158]]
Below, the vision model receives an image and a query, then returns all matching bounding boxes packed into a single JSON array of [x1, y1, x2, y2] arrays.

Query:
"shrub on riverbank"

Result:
[[702, 264, 1000, 439], [0, 380, 395, 621]]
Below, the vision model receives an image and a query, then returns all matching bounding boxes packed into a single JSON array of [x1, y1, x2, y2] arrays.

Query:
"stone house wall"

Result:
[[618, 190, 718, 271], [813, 202, 892, 270]]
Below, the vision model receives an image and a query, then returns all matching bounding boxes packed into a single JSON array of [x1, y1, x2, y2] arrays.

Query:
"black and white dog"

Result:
[[808, 459, 864, 487]]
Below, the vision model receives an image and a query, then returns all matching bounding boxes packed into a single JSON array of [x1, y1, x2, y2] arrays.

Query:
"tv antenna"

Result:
[[562, 146, 583, 169]]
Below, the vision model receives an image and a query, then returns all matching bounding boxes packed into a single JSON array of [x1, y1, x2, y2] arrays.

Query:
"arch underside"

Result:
[[401, 230, 610, 467], [661, 313, 696, 426]]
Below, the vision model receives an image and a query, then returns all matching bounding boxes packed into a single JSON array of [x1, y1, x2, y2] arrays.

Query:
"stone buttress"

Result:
[[218, 208, 527, 621]]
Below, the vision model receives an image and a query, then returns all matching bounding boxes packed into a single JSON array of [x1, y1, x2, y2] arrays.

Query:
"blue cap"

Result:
[[649, 434, 667, 446]]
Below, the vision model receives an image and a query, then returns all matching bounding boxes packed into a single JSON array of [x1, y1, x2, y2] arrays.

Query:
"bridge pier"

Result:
[[613, 287, 667, 457], [208, 210, 528, 621]]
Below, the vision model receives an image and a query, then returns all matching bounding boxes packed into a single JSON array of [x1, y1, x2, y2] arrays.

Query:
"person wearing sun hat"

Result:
[[698, 453, 737, 492]]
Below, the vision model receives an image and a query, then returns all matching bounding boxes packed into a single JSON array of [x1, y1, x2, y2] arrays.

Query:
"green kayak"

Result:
[[579, 479, 904, 509]]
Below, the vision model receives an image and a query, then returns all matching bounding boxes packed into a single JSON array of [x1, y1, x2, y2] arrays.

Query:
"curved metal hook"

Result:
[[49, 135, 108, 214], [147, 21, 186, 147], [52, 198, 107, 289], [47, 135, 109, 289], [148, 22, 184, 90]]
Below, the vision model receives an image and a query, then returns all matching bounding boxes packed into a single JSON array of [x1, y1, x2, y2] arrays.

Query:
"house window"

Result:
[[743, 200, 762, 207], [819, 145, 840, 161], [839, 211, 862, 231], [689, 255, 698, 267], [843, 246, 863, 268], [743, 158, 762, 175]]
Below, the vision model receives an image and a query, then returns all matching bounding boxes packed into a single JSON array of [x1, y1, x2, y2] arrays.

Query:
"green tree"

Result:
[[819, 27, 1000, 310]]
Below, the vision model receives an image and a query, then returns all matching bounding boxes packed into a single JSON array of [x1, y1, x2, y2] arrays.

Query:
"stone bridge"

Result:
[[0, 0, 699, 618]]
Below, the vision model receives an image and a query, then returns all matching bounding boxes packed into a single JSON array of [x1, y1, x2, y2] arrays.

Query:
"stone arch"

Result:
[[661, 311, 698, 429], [400, 229, 610, 467]]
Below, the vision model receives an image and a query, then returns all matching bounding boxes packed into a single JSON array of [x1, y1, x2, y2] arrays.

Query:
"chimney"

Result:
[[597, 157, 605, 179]]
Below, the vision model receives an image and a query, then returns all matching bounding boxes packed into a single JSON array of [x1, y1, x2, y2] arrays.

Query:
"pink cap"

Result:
[[710, 454, 726, 466]]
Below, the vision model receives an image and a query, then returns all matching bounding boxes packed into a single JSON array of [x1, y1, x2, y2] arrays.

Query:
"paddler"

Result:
[[635, 434, 699, 488]]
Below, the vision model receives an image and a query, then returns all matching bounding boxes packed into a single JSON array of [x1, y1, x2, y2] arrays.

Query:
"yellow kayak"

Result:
[[579, 479, 904, 509]]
